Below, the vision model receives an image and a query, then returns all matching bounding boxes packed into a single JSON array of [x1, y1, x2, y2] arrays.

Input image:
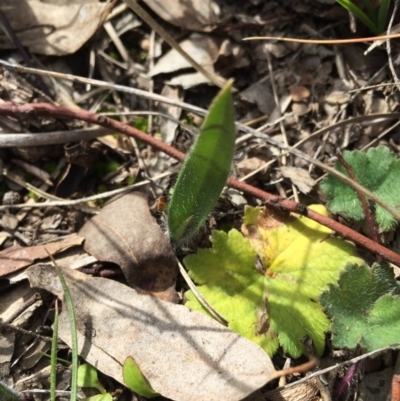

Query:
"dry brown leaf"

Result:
[[143, 0, 219, 31], [0, 0, 109, 55], [0, 234, 83, 277], [26, 265, 276, 401], [280, 166, 316, 194], [79, 192, 178, 302], [149, 33, 220, 77]]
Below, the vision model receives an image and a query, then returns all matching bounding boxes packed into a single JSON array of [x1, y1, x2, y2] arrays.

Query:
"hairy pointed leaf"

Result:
[[167, 80, 236, 244]]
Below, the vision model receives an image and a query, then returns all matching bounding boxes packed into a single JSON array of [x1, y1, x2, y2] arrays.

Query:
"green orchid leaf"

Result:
[[320, 146, 400, 231], [123, 356, 159, 398], [320, 262, 400, 351], [377, 0, 390, 33], [77, 364, 107, 394], [167, 80, 236, 244], [335, 0, 379, 34]]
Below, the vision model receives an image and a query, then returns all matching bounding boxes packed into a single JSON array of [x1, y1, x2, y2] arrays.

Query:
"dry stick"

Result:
[[244, 32, 400, 44], [3, 55, 400, 220], [0, 320, 53, 343], [0, 103, 400, 267], [270, 358, 318, 382], [4, 293, 41, 324], [336, 153, 380, 251]]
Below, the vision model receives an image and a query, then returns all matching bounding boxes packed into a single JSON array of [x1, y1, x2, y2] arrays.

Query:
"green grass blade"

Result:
[[47, 250, 78, 401], [167, 80, 236, 245], [360, 0, 376, 24], [335, 0, 379, 34], [50, 301, 59, 401], [57, 269, 78, 401], [378, 0, 391, 33]]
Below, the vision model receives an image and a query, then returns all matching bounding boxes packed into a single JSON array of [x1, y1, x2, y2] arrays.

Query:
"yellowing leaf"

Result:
[[185, 205, 364, 358], [185, 230, 279, 356], [243, 204, 364, 356]]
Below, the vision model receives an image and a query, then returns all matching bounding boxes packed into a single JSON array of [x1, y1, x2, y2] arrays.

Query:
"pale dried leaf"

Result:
[[6, 248, 97, 284], [0, 0, 109, 55], [149, 34, 219, 76], [280, 166, 316, 194], [27, 265, 276, 401], [0, 234, 84, 277], [79, 192, 178, 302], [169, 70, 225, 89], [237, 157, 268, 177], [0, 281, 39, 322], [239, 81, 275, 115], [143, 0, 219, 31]]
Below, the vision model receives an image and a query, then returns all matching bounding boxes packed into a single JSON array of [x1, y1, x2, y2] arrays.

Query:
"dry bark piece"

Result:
[[0, 0, 109, 55], [79, 192, 178, 302], [26, 265, 276, 401], [0, 234, 83, 277]]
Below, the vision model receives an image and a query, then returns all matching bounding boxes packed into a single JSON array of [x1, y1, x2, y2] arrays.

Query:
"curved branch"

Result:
[[0, 102, 399, 266]]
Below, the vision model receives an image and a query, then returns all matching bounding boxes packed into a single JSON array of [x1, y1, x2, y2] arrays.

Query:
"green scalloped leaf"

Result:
[[185, 205, 364, 358], [320, 262, 400, 351], [320, 146, 400, 231]]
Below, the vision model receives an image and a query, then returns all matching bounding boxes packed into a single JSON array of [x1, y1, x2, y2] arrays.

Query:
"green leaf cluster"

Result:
[[185, 205, 362, 357], [320, 146, 400, 231], [335, 0, 391, 34], [167, 81, 236, 245], [320, 262, 400, 351]]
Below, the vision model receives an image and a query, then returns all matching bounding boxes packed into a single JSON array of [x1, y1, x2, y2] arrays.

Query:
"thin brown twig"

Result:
[[4, 293, 42, 324], [0, 320, 53, 343], [392, 374, 400, 401], [0, 103, 400, 267], [336, 153, 380, 254], [244, 32, 400, 44]]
